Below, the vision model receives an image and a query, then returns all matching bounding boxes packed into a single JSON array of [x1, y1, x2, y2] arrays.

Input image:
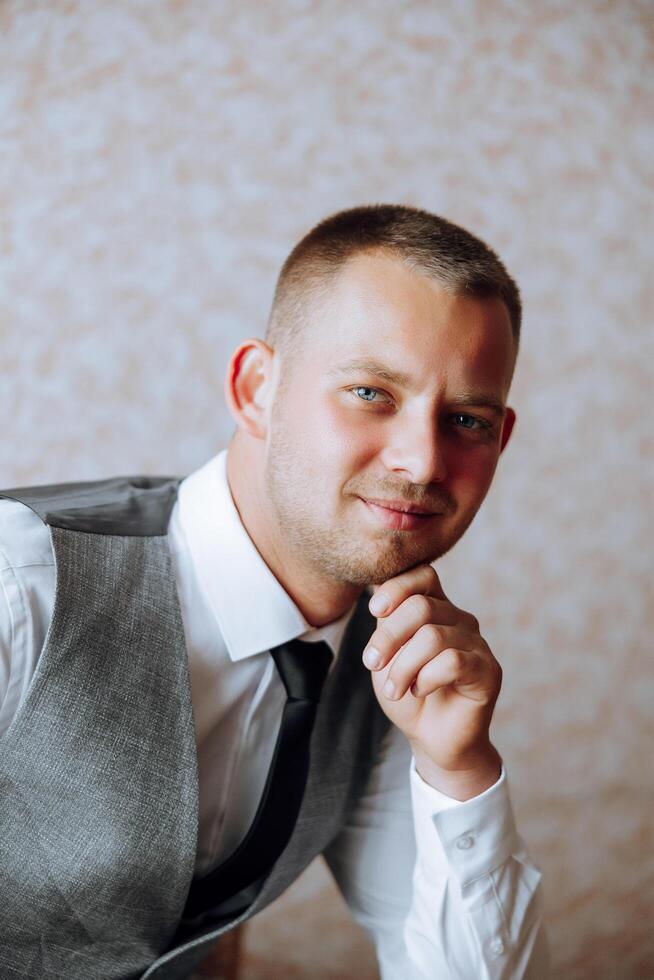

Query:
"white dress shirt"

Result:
[[0, 450, 549, 979]]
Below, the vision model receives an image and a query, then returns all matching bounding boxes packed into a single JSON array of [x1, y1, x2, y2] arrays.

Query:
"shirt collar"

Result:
[[176, 449, 358, 662]]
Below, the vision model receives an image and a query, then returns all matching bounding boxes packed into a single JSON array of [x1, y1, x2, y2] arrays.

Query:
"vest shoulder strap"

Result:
[[0, 476, 182, 536]]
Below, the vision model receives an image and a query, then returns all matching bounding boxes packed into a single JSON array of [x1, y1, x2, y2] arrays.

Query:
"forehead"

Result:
[[305, 251, 516, 395]]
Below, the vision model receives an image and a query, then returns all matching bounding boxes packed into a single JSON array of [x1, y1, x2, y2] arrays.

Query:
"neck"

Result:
[[226, 437, 363, 627]]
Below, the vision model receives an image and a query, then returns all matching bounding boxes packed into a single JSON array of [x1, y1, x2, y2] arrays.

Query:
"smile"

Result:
[[359, 497, 441, 532]]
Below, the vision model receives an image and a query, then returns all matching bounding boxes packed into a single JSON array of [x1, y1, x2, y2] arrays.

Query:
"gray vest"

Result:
[[0, 476, 390, 980]]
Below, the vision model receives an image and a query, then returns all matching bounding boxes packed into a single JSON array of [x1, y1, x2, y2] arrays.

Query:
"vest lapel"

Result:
[[143, 591, 385, 980]]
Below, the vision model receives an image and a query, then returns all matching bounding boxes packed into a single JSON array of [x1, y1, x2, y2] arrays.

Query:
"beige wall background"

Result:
[[1, 2, 652, 978]]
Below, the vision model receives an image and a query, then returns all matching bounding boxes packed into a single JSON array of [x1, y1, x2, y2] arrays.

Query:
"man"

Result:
[[0, 204, 548, 978]]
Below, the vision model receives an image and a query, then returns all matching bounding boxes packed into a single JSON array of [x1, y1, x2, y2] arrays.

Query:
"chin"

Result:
[[330, 544, 445, 588]]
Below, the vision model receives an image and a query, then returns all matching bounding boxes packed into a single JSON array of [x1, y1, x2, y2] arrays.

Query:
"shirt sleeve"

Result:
[[322, 724, 550, 980], [0, 551, 15, 719], [0, 499, 55, 735], [0, 530, 31, 732]]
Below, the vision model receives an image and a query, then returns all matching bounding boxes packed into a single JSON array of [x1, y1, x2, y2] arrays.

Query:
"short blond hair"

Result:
[[265, 204, 521, 364]]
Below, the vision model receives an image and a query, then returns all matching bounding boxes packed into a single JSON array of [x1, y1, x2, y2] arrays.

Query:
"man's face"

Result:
[[264, 251, 517, 586]]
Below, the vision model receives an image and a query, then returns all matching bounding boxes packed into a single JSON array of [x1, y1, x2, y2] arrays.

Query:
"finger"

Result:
[[380, 625, 475, 700], [409, 647, 498, 703], [363, 596, 461, 670], [369, 563, 447, 618]]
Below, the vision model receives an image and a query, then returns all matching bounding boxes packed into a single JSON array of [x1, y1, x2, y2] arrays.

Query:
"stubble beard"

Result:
[[265, 435, 470, 587]]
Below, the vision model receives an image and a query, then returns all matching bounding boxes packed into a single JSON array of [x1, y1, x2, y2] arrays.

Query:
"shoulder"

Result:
[[0, 474, 181, 536]]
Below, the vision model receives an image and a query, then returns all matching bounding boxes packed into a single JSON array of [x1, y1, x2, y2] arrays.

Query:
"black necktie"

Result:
[[181, 637, 333, 926]]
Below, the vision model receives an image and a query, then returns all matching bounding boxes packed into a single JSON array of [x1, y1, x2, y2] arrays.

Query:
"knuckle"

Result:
[[445, 647, 466, 674], [407, 593, 432, 620], [420, 622, 446, 646], [451, 604, 478, 632], [426, 563, 446, 597], [466, 612, 480, 632]]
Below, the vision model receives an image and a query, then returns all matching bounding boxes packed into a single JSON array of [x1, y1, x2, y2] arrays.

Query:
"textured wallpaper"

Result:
[[1, 2, 652, 978]]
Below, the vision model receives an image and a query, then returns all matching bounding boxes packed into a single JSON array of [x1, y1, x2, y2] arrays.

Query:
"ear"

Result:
[[499, 407, 516, 454], [224, 339, 275, 439]]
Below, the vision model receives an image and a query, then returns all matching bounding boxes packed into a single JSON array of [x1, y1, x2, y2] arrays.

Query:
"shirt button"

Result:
[[455, 834, 474, 850], [490, 938, 505, 958]]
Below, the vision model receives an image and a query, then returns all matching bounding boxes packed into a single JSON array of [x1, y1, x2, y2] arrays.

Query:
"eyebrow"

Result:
[[327, 357, 507, 417], [326, 358, 414, 387], [449, 394, 507, 418]]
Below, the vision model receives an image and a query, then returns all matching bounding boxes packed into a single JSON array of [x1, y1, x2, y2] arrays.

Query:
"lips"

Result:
[[359, 497, 441, 531], [362, 498, 437, 515]]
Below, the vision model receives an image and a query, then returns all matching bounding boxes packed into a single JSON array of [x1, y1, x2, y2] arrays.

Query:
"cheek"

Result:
[[320, 400, 381, 464], [447, 447, 499, 500]]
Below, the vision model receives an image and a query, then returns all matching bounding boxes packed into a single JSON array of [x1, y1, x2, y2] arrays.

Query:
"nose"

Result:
[[379, 413, 448, 485]]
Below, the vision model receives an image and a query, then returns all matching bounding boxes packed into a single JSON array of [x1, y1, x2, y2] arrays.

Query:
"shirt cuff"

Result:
[[410, 758, 520, 889]]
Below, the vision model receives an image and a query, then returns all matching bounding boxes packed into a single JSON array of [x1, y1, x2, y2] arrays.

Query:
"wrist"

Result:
[[412, 744, 502, 801]]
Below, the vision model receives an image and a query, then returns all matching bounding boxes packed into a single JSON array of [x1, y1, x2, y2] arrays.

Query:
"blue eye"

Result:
[[452, 414, 491, 432], [352, 386, 381, 402], [454, 414, 478, 428]]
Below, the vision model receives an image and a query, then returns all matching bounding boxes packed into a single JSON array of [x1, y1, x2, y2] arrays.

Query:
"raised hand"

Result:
[[363, 563, 503, 800]]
